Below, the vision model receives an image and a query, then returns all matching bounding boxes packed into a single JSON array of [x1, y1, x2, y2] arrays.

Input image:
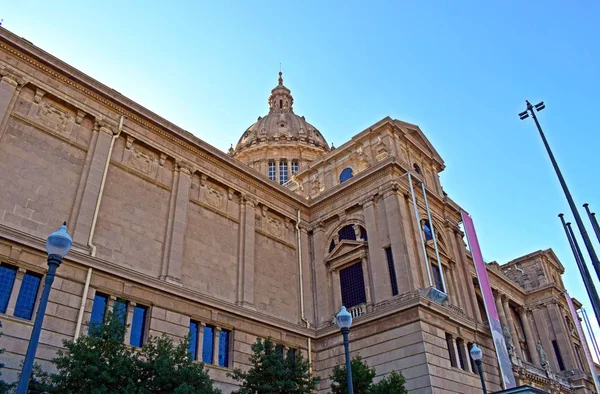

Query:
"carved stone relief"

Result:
[[37, 100, 73, 136], [128, 144, 159, 177]]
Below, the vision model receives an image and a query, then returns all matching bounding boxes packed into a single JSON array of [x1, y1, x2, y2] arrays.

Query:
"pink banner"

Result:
[[461, 211, 516, 389], [565, 293, 600, 391]]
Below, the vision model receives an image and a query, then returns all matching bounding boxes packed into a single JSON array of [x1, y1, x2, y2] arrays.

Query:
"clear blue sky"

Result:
[[3, 1, 600, 353]]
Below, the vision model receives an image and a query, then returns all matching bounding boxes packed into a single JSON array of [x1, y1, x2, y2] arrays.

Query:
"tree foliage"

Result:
[[228, 337, 319, 394], [329, 355, 407, 394], [20, 311, 221, 394]]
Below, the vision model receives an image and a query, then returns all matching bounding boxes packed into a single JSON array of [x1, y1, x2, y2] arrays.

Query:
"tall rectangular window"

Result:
[[189, 321, 199, 360], [456, 338, 466, 370], [268, 161, 276, 181], [279, 159, 288, 184], [202, 325, 214, 364], [14, 272, 41, 320], [291, 160, 299, 175], [130, 305, 148, 347], [384, 247, 399, 296], [552, 340, 565, 371], [218, 329, 230, 367], [431, 264, 445, 292], [339, 263, 366, 308], [114, 299, 128, 327], [446, 333, 457, 367], [88, 293, 109, 334], [468, 342, 477, 373], [0, 264, 17, 313], [276, 344, 284, 360]]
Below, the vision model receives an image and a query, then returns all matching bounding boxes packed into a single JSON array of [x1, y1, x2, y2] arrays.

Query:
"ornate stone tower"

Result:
[[230, 72, 330, 184]]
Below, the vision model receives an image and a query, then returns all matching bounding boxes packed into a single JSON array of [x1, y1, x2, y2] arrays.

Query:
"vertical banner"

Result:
[[565, 293, 600, 391], [461, 211, 516, 389]]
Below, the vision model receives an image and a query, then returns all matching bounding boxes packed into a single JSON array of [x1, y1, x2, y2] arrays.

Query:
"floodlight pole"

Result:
[[520, 101, 600, 286]]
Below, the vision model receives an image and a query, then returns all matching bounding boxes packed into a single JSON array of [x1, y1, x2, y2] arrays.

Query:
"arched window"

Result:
[[422, 220, 433, 241], [328, 224, 367, 253], [413, 163, 422, 174], [338, 225, 357, 241], [339, 168, 354, 183]]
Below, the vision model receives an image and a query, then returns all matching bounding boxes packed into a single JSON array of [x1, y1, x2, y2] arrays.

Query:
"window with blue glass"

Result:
[[338, 225, 357, 242], [268, 161, 276, 181], [130, 305, 148, 347], [385, 247, 399, 296], [422, 220, 433, 241], [202, 325, 214, 363], [431, 263, 444, 292], [14, 272, 41, 320], [279, 159, 288, 184], [189, 321, 199, 360], [339, 168, 353, 183], [88, 293, 109, 334], [113, 299, 128, 327], [291, 160, 299, 175], [276, 344, 284, 360], [329, 239, 336, 253], [339, 262, 366, 308], [0, 264, 17, 314], [218, 329, 230, 367]]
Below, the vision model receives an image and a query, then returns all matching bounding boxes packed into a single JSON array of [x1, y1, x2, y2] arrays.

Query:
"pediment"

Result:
[[326, 241, 368, 271]]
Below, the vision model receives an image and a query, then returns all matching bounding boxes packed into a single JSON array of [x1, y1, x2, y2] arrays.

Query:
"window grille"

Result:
[[339, 263, 366, 308], [189, 321, 199, 360], [338, 225, 357, 241], [218, 329, 231, 367], [291, 160, 299, 175], [431, 264, 444, 292], [385, 247, 399, 296], [202, 325, 214, 363], [130, 305, 148, 347], [0, 264, 17, 313], [279, 160, 288, 184], [268, 161, 276, 181], [14, 272, 41, 320]]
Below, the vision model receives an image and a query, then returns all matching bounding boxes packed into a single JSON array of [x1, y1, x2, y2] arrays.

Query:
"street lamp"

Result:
[[469, 343, 487, 394], [17, 222, 72, 394], [336, 306, 354, 394], [520, 101, 600, 292]]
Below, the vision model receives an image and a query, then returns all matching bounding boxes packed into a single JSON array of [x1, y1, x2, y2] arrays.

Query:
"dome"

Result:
[[231, 72, 330, 181]]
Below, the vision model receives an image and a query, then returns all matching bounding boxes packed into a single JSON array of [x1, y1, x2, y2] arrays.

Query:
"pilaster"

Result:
[[532, 305, 557, 372], [0, 66, 27, 139], [213, 326, 222, 365], [312, 222, 330, 325], [383, 189, 414, 293], [240, 197, 256, 308], [125, 301, 136, 345], [503, 297, 522, 360], [72, 118, 118, 247], [197, 322, 205, 361], [453, 229, 481, 323], [518, 307, 540, 366], [164, 161, 193, 284], [362, 198, 390, 303], [6, 267, 26, 316], [547, 301, 577, 371]]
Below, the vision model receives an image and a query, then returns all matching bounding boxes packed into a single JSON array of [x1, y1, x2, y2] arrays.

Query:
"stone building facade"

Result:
[[0, 27, 597, 393]]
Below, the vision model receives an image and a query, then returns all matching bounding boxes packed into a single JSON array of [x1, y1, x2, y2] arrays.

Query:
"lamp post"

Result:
[[336, 306, 354, 394], [519, 101, 600, 286], [16, 222, 72, 394], [470, 343, 487, 394]]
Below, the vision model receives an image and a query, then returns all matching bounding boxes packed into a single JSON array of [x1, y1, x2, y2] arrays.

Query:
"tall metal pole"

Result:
[[17, 254, 62, 394], [559, 214, 600, 321], [341, 327, 354, 394], [522, 101, 600, 285], [583, 204, 600, 245], [475, 359, 488, 394]]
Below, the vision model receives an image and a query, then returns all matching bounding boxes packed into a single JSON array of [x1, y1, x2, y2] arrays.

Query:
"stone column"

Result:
[[124, 301, 136, 345], [276, 159, 280, 184], [312, 223, 330, 326], [213, 327, 221, 365], [196, 323, 205, 361], [361, 257, 373, 309], [0, 67, 26, 138], [332, 270, 342, 312], [453, 230, 481, 323], [518, 307, 540, 366], [362, 198, 390, 303], [462, 341, 472, 372], [240, 198, 256, 308], [445, 225, 469, 313], [299, 226, 314, 325], [494, 292, 509, 329], [532, 306, 555, 371], [383, 189, 412, 292], [547, 302, 577, 371], [6, 268, 26, 316], [72, 119, 119, 246], [164, 161, 192, 283], [449, 335, 460, 367], [503, 297, 522, 360]]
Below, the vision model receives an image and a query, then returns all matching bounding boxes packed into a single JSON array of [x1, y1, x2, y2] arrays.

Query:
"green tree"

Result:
[[329, 355, 375, 394], [0, 322, 14, 394], [371, 371, 407, 394], [134, 334, 221, 394], [228, 337, 319, 394], [50, 310, 139, 393]]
